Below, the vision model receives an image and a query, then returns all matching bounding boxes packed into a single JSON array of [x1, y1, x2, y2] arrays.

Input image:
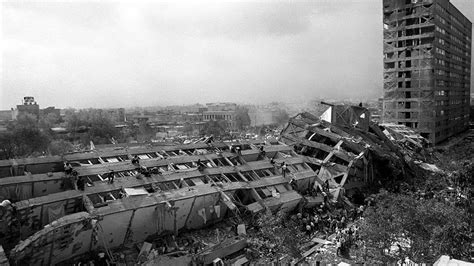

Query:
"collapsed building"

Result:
[[280, 104, 432, 204], [0, 105, 433, 265], [0, 140, 316, 265]]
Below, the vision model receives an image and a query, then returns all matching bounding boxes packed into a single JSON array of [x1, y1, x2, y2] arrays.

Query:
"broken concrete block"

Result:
[[246, 202, 264, 213], [230, 255, 249, 266], [197, 237, 247, 264], [213, 258, 224, 266], [0, 245, 8, 266], [138, 242, 152, 262], [237, 224, 246, 236]]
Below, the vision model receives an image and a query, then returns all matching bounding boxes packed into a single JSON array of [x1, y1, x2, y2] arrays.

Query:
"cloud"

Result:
[[1, 0, 470, 109], [140, 2, 316, 39]]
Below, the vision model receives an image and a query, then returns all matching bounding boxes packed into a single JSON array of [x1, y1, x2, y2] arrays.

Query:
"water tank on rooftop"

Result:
[[23, 96, 37, 105]]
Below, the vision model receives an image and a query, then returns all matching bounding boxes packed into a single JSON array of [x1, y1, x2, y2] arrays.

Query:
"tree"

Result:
[[88, 115, 118, 144], [0, 114, 51, 158], [0, 132, 16, 159], [65, 111, 88, 132], [356, 190, 471, 264], [48, 140, 75, 155], [202, 120, 228, 137], [118, 126, 138, 143], [64, 109, 119, 145], [39, 112, 60, 130]]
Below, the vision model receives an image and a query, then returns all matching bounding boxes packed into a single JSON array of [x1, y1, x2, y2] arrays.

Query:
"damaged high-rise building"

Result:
[[382, 0, 472, 144]]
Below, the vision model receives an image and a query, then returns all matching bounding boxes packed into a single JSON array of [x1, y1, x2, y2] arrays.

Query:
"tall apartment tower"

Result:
[[382, 0, 471, 144]]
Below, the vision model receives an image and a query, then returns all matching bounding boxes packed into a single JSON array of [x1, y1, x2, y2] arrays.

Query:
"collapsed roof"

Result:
[[279, 104, 433, 201]]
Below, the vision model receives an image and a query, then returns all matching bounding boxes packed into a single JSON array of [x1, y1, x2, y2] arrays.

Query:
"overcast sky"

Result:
[[1, 0, 473, 109]]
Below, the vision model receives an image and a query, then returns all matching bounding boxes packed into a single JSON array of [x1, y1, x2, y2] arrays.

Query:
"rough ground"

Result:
[[136, 130, 474, 265]]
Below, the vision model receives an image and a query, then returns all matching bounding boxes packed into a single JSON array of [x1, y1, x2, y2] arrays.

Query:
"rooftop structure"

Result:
[[382, 0, 472, 144], [15, 96, 40, 120]]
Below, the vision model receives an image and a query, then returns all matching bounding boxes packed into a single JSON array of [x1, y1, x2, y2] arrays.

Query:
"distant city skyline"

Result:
[[1, 0, 473, 109]]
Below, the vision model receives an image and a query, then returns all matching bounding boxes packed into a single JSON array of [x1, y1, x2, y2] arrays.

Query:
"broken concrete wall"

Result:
[[9, 176, 304, 265], [178, 193, 226, 230], [1, 151, 303, 250], [95, 193, 228, 249], [0, 183, 33, 202], [0, 141, 274, 179], [240, 152, 259, 162], [5, 140, 319, 265], [0, 191, 83, 250], [331, 105, 371, 132], [0, 161, 63, 178], [9, 212, 92, 266], [99, 210, 134, 247], [286, 171, 318, 192], [0, 173, 66, 202], [280, 111, 369, 199], [262, 190, 302, 213], [50, 217, 93, 265], [0, 144, 294, 203], [9, 190, 231, 265], [0, 245, 9, 266], [128, 205, 163, 243]]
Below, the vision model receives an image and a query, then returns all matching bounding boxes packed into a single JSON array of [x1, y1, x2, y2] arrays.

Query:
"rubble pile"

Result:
[[245, 211, 302, 263], [136, 105, 446, 264], [279, 105, 438, 201], [436, 130, 474, 164], [3, 104, 461, 265], [244, 196, 371, 264], [126, 105, 470, 264], [111, 220, 249, 265], [104, 203, 367, 265]]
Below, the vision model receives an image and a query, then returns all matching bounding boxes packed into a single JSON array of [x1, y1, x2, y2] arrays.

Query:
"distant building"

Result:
[[182, 113, 203, 123], [0, 110, 13, 123], [164, 104, 206, 114], [382, 0, 472, 144], [367, 98, 384, 123], [10, 96, 62, 122], [41, 106, 61, 119], [202, 103, 238, 129], [106, 108, 126, 123], [132, 115, 152, 125], [16, 96, 40, 120]]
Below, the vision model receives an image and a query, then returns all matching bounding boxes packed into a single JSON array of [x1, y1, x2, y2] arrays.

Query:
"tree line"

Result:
[[0, 110, 120, 159], [0, 107, 291, 159]]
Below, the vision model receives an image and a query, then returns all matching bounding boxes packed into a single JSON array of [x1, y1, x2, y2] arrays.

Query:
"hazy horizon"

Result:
[[1, 0, 473, 110]]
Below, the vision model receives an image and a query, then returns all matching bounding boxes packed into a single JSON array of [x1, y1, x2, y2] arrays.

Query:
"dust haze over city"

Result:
[[0, 0, 474, 265], [2, 1, 473, 109], [2, 1, 377, 109], [0, 2, 400, 108]]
